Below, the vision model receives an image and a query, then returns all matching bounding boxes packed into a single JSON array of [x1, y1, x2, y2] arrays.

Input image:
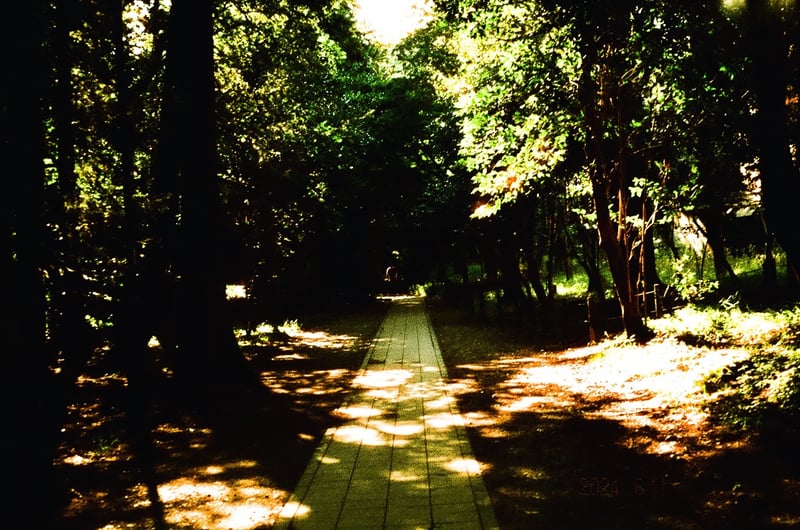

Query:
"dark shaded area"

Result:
[[53, 299, 389, 529], [477, 412, 688, 530], [427, 285, 622, 347]]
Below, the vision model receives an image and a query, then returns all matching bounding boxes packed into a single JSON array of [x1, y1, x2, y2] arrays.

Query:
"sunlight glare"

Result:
[[424, 411, 464, 429], [497, 395, 556, 412], [721, 0, 746, 12], [278, 501, 310, 519], [373, 419, 425, 436], [390, 470, 424, 482], [335, 405, 385, 418], [158, 475, 283, 530], [425, 395, 455, 410], [353, 369, 414, 388], [217, 503, 276, 529], [351, 0, 434, 45]]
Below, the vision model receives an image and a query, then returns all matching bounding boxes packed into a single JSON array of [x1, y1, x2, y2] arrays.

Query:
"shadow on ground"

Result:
[[54, 301, 389, 530]]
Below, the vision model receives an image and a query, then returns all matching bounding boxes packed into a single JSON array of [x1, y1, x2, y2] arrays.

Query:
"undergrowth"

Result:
[[652, 303, 800, 431]]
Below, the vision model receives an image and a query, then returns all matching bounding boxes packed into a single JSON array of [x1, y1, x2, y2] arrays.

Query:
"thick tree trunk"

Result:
[[110, 3, 169, 521], [49, 0, 96, 378], [3, 0, 60, 524], [747, 0, 800, 288], [164, 0, 252, 393], [592, 181, 648, 339]]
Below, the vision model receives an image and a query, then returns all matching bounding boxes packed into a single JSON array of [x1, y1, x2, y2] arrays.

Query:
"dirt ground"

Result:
[[53, 298, 799, 529], [428, 302, 800, 530]]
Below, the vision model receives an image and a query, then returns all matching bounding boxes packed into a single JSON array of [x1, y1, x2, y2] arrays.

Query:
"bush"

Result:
[[705, 349, 800, 430], [697, 306, 800, 430]]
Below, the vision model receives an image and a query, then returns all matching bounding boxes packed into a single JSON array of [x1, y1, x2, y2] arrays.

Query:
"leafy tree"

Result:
[[214, 0, 391, 312], [433, 0, 795, 335], [679, 3, 753, 287], [438, 0, 671, 336]]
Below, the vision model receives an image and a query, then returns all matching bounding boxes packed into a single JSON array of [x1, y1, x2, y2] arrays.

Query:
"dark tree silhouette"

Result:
[[159, 0, 252, 393], [2, 0, 60, 525], [746, 0, 800, 287]]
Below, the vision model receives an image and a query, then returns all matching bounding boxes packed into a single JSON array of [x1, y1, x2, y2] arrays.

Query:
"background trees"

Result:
[[744, 0, 800, 283], [435, 0, 798, 335], [4, 1, 55, 524]]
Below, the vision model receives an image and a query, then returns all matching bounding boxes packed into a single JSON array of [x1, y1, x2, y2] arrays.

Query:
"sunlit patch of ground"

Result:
[[479, 336, 750, 457], [236, 321, 361, 352], [447, 334, 756, 464], [157, 471, 284, 530], [58, 403, 294, 530], [429, 303, 800, 529]]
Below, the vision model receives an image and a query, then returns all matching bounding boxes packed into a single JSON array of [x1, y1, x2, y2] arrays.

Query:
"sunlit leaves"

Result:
[[123, 0, 163, 57], [449, 0, 583, 219], [466, 111, 567, 214]]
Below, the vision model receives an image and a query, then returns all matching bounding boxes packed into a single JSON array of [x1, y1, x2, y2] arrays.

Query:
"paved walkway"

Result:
[[274, 296, 498, 529]]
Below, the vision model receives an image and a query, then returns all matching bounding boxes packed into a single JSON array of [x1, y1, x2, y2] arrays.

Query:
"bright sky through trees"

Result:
[[350, 0, 433, 45]]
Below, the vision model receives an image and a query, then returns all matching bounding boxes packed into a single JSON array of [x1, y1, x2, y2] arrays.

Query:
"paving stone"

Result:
[[274, 297, 499, 530]]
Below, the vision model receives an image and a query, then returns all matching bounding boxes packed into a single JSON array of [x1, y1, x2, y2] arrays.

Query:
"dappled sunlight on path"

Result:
[[275, 297, 498, 529]]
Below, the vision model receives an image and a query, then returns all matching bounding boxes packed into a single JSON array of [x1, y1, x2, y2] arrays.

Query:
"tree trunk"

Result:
[[2, 0, 60, 524], [524, 249, 550, 308], [579, 33, 647, 339], [575, 225, 606, 301], [164, 0, 252, 394], [49, 0, 95, 378], [747, 0, 800, 288], [497, 232, 527, 314], [592, 180, 647, 339], [695, 210, 738, 285]]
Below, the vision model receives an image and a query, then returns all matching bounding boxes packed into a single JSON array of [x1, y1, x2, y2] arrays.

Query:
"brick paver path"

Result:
[[274, 296, 498, 529]]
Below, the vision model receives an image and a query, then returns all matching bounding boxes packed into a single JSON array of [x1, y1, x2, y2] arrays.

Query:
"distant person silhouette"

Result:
[[384, 265, 401, 294]]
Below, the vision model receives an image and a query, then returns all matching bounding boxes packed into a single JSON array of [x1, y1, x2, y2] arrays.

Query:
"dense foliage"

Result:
[[434, 0, 798, 336]]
